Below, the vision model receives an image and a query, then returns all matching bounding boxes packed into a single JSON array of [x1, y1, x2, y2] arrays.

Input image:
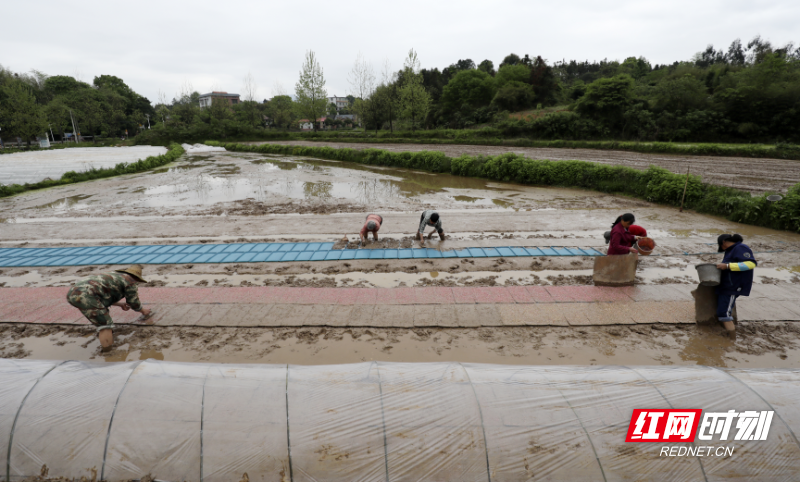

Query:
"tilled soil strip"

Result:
[[262, 140, 800, 193], [3, 284, 799, 327]]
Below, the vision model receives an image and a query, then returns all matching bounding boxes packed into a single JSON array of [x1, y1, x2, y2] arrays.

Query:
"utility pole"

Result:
[[48, 123, 55, 143], [145, 114, 150, 129], [69, 110, 79, 144], [679, 166, 690, 213]]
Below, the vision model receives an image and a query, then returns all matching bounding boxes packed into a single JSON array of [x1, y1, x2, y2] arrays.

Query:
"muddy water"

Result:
[[3, 151, 612, 218], [1, 324, 796, 368], [0, 146, 167, 184]]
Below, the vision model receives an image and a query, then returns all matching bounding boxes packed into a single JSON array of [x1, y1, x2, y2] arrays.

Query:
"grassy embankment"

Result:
[[209, 141, 800, 233], [0, 143, 185, 198]]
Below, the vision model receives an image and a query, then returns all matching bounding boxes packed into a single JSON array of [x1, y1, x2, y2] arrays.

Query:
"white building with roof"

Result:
[[328, 95, 349, 112], [199, 91, 240, 108]]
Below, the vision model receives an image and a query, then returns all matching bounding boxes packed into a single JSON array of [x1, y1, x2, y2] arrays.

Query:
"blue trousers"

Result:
[[717, 293, 739, 322]]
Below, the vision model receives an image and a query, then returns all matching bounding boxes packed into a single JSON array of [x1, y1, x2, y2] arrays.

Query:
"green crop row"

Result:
[[213, 141, 800, 233], [0, 143, 185, 198]]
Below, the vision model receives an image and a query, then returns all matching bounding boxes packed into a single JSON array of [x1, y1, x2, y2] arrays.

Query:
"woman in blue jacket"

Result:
[[716, 234, 756, 330]]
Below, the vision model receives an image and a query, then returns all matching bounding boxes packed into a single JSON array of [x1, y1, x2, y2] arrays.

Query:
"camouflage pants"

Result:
[[66, 287, 114, 330]]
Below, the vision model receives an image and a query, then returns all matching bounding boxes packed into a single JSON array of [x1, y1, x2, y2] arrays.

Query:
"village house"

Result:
[[298, 118, 326, 130], [327, 95, 349, 112], [198, 91, 240, 108]]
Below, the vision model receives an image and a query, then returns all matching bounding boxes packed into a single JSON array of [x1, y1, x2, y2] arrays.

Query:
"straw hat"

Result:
[[116, 264, 148, 283]]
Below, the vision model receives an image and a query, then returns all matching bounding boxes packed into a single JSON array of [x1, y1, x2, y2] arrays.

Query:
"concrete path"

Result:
[[2, 284, 799, 328]]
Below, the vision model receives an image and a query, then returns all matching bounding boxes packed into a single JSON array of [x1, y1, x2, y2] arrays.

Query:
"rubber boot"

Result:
[[98, 328, 113, 351]]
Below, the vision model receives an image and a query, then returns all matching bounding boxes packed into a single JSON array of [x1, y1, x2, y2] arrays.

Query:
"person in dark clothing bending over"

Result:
[[417, 210, 445, 247], [716, 234, 756, 332]]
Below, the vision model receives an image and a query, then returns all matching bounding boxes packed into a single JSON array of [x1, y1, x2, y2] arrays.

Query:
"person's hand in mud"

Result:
[[113, 301, 131, 311], [360, 235, 367, 245], [716, 263, 728, 270], [139, 307, 152, 317]]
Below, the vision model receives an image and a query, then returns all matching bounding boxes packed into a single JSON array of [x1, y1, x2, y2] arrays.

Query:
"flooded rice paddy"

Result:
[[0, 146, 167, 184], [1, 150, 612, 218]]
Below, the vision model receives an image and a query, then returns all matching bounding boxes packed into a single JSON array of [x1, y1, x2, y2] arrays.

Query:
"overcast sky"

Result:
[[3, 0, 798, 104]]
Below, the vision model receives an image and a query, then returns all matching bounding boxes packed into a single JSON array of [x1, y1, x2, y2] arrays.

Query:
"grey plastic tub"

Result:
[[696, 262, 721, 286]]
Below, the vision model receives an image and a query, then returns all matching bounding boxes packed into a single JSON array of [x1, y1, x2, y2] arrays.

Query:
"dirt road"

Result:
[[262, 140, 800, 193]]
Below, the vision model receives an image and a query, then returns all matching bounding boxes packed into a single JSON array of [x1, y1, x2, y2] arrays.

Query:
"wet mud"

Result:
[[261, 140, 800, 194], [0, 322, 796, 369]]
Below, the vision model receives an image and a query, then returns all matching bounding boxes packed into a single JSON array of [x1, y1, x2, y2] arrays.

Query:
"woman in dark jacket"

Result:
[[607, 213, 641, 255], [716, 234, 756, 330]]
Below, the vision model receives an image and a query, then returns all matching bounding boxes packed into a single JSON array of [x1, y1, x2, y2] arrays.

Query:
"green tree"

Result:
[[397, 49, 431, 131], [0, 81, 48, 146], [266, 95, 296, 129], [44, 98, 71, 139], [495, 64, 530, 89], [441, 69, 497, 112], [327, 102, 338, 118], [492, 81, 536, 111], [478, 60, 496, 76], [500, 53, 522, 67], [575, 74, 635, 130], [528, 56, 561, 106], [618, 57, 652, 79], [295, 50, 328, 132], [650, 75, 709, 112]]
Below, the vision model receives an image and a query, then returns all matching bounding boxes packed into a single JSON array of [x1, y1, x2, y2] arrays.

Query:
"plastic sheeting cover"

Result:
[[1, 360, 799, 481]]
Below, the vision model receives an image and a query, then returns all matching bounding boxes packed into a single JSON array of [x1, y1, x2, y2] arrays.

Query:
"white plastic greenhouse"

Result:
[[1, 359, 799, 481]]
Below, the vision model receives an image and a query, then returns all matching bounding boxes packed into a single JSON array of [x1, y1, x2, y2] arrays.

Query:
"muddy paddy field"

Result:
[[1, 147, 799, 368], [263, 140, 800, 194]]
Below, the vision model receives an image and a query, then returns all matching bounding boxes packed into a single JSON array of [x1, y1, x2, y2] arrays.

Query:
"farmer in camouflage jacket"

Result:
[[67, 264, 152, 350]]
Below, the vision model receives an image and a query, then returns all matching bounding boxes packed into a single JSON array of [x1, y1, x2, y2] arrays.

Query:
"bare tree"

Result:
[[348, 52, 375, 101], [380, 59, 398, 132], [241, 72, 261, 127], [156, 89, 170, 124], [272, 81, 288, 97], [348, 52, 375, 134], [242, 72, 258, 102]]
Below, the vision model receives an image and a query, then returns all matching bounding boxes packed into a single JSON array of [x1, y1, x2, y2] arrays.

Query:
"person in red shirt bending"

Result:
[[607, 213, 645, 255], [360, 214, 383, 244]]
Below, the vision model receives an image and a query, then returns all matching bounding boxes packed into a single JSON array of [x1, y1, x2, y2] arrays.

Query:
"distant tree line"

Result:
[[348, 36, 800, 142], [0, 66, 155, 146], [4, 35, 800, 146]]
